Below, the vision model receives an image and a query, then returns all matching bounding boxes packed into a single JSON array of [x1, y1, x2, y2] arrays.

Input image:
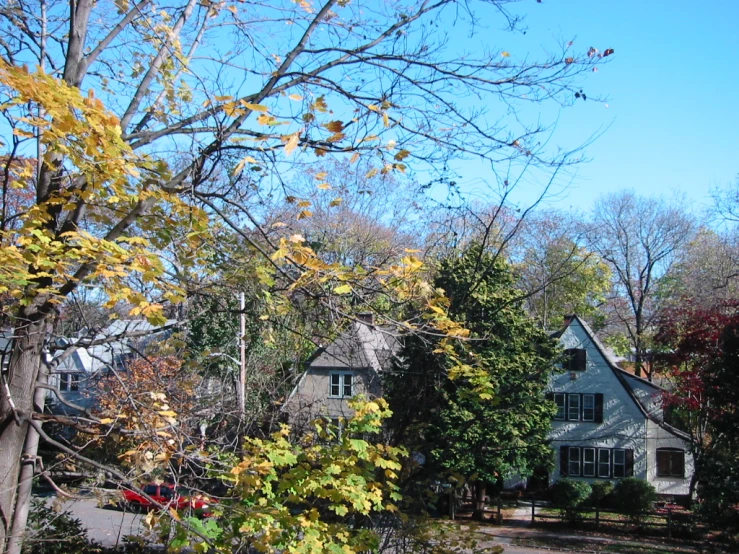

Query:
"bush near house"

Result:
[[611, 478, 657, 523], [588, 480, 614, 508], [551, 479, 592, 524]]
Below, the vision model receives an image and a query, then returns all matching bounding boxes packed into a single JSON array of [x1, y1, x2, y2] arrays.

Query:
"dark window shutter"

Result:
[[625, 449, 634, 477], [576, 349, 587, 371], [594, 393, 604, 423], [560, 446, 569, 476]]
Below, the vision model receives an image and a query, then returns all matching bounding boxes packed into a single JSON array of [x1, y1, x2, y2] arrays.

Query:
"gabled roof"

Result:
[[305, 321, 400, 373], [559, 315, 690, 441]]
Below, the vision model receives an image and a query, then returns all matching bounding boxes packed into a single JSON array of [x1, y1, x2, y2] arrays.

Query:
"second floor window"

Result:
[[329, 372, 353, 398], [551, 392, 603, 423], [564, 348, 587, 371]]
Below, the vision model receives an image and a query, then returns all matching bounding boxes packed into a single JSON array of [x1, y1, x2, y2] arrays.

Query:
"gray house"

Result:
[[549, 315, 694, 497], [283, 316, 399, 428]]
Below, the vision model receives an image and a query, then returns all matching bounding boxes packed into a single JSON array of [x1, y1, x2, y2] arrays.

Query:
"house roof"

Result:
[[55, 319, 176, 375], [306, 321, 400, 373], [560, 315, 690, 442]]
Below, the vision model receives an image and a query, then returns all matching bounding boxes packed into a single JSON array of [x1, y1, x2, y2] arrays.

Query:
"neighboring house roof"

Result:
[[304, 321, 400, 373], [55, 319, 176, 375], [559, 315, 690, 441]]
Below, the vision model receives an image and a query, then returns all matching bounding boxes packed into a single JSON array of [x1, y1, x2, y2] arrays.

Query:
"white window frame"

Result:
[[554, 393, 566, 420], [582, 447, 596, 477], [568, 447, 581, 477], [613, 449, 626, 478], [329, 371, 354, 398], [582, 394, 595, 422], [567, 394, 581, 421], [598, 449, 611, 478]]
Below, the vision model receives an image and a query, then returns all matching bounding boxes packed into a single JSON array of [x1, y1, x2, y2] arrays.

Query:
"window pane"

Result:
[[672, 452, 685, 477], [568, 447, 581, 476], [568, 395, 581, 421], [554, 394, 566, 420], [598, 449, 611, 478], [71, 374, 80, 391], [657, 449, 685, 477], [613, 449, 625, 478], [582, 395, 595, 421], [583, 448, 595, 477], [343, 374, 352, 397], [330, 374, 340, 397]]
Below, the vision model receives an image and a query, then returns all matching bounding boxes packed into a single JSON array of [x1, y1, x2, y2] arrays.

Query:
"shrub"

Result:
[[588, 481, 614, 507], [23, 498, 94, 554], [550, 479, 591, 524], [611, 478, 657, 523]]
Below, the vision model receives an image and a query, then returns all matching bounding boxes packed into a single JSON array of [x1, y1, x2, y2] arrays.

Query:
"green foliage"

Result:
[[387, 243, 559, 494], [177, 398, 406, 553], [22, 498, 94, 554], [551, 479, 591, 524], [588, 480, 614, 506], [611, 478, 657, 522]]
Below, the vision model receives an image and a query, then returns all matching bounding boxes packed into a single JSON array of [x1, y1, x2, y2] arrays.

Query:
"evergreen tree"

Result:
[[387, 244, 558, 519]]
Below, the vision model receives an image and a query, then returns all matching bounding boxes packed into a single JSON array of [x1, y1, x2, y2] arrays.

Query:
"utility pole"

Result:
[[239, 292, 246, 418]]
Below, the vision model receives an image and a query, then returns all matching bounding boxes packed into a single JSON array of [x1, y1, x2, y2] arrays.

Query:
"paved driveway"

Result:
[[51, 496, 148, 547]]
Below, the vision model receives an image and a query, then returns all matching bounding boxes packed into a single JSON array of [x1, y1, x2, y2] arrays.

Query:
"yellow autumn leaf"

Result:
[[334, 284, 352, 295], [215, 95, 234, 101], [317, 183, 330, 190], [329, 198, 343, 207], [349, 152, 360, 164], [288, 93, 303, 101], [99, 418, 114, 425], [284, 131, 300, 156], [297, 210, 313, 220], [158, 410, 177, 417], [242, 102, 269, 112], [314, 171, 328, 180], [501, 51, 511, 57]]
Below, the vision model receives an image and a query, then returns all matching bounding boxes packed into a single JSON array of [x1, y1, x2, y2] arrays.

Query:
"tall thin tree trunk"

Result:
[[6, 343, 49, 554], [472, 482, 487, 521], [0, 318, 48, 552]]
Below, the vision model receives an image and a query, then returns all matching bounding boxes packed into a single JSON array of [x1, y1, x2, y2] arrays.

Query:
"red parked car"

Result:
[[122, 483, 215, 515]]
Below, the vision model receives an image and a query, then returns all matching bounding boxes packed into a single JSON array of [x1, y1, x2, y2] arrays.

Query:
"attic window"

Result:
[[329, 372, 353, 398], [564, 348, 587, 371]]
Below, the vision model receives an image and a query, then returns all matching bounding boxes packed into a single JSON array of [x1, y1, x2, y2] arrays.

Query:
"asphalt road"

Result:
[[47, 497, 570, 553], [49, 496, 149, 548]]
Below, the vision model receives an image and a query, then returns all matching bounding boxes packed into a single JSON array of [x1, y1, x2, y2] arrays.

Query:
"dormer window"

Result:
[[564, 348, 586, 371]]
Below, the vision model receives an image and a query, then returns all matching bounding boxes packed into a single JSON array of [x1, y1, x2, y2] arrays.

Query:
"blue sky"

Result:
[[447, 0, 739, 214]]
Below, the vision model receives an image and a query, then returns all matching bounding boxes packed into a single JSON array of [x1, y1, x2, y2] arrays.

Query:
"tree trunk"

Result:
[[472, 482, 487, 521], [0, 318, 48, 553]]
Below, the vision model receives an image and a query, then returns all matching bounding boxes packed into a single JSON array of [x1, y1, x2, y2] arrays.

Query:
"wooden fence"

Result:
[[529, 500, 695, 538]]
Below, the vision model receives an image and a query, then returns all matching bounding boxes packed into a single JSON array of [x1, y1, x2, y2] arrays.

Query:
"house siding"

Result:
[[284, 365, 382, 424], [549, 318, 693, 496]]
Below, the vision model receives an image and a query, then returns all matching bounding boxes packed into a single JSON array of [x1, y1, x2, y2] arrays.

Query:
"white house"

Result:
[[549, 315, 694, 497], [49, 319, 176, 414]]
